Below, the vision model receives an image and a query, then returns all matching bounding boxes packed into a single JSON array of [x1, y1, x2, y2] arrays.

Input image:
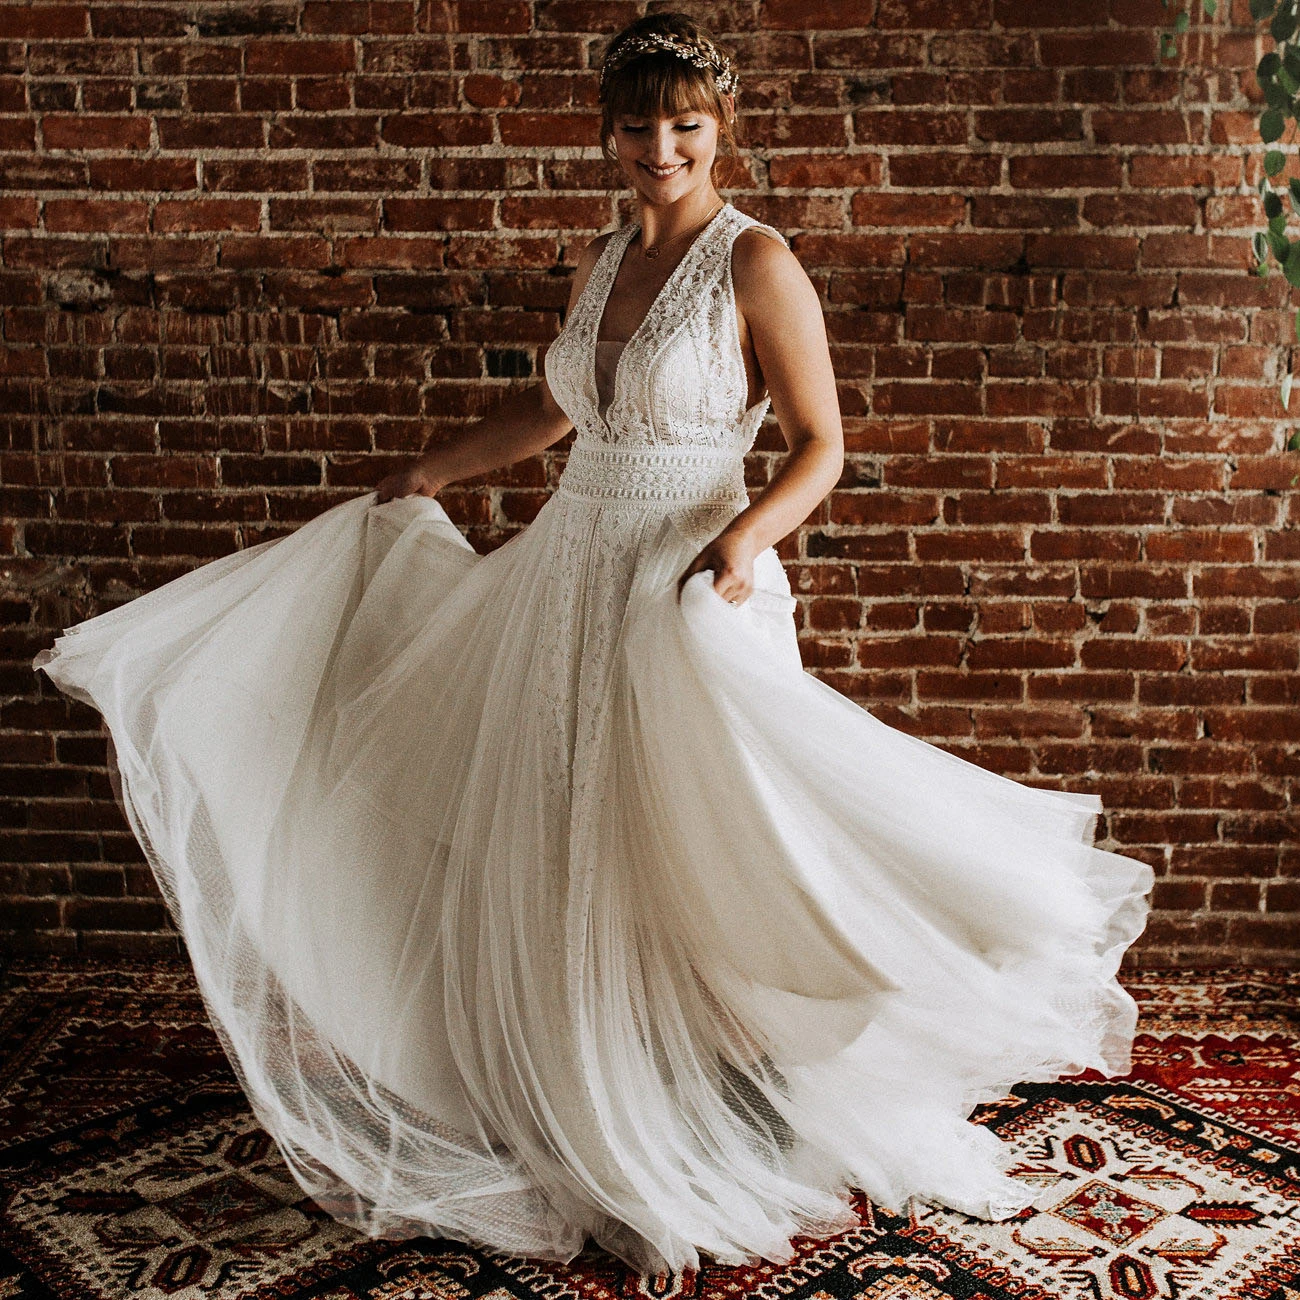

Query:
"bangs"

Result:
[[604, 54, 721, 121]]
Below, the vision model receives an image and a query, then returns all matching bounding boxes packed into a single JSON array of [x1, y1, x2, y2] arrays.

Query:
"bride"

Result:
[[374, 20, 841, 620], [32, 10, 1154, 1278]]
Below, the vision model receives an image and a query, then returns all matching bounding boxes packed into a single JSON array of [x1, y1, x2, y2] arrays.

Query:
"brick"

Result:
[[384, 197, 494, 231], [219, 235, 331, 268], [267, 114, 380, 150], [313, 158, 421, 192], [153, 200, 261, 232], [891, 152, 1001, 187], [462, 73, 522, 109], [88, 157, 199, 191], [1128, 153, 1241, 189], [854, 110, 966, 145], [204, 159, 309, 192], [0, 6, 88, 38], [852, 193, 965, 227], [0, 197, 37, 228], [1093, 111, 1197, 146], [0, 116, 33, 150], [270, 197, 378, 231], [449, 2, 530, 32], [303, 2, 414, 33], [245, 39, 357, 75], [157, 116, 265, 150], [336, 236, 445, 268], [765, 0, 876, 27], [90, 5, 189, 37], [43, 115, 150, 151], [44, 200, 149, 233], [498, 195, 607, 230], [769, 153, 884, 189]]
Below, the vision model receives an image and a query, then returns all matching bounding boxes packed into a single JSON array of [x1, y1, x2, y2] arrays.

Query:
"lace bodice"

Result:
[[545, 202, 787, 456]]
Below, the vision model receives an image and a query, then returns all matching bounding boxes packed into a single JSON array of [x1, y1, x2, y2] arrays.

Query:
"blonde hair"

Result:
[[597, 12, 745, 188]]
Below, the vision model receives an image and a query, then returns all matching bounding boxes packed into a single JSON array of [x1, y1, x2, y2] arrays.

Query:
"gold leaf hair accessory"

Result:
[[598, 30, 739, 102]]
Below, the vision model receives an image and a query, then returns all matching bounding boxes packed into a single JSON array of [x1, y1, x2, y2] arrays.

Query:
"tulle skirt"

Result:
[[32, 481, 1154, 1274]]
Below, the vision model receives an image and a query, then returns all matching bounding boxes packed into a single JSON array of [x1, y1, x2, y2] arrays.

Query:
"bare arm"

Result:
[[678, 229, 844, 601], [413, 381, 572, 493], [725, 229, 844, 554], [375, 233, 611, 503]]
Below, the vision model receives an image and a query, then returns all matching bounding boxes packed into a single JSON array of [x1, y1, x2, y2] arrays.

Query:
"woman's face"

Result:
[[612, 102, 729, 203]]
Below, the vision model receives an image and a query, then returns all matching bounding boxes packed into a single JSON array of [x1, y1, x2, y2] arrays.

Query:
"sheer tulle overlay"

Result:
[[33, 203, 1154, 1275]]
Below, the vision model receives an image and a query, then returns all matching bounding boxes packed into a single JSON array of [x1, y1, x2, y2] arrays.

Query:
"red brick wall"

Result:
[[3, 1, 1298, 965]]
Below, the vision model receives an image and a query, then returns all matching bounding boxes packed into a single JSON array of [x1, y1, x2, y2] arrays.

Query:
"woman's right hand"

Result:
[[375, 458, 444, 505]]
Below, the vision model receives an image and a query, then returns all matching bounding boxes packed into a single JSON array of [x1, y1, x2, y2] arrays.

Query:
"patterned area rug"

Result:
[[1, 958, 1297, 1300]]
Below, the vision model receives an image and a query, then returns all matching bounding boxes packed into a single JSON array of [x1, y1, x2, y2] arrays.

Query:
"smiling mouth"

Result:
[[640, 162, 686, 178]]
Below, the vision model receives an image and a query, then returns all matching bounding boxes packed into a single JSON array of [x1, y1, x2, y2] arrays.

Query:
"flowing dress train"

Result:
[[33, 201, 1155, 1275]]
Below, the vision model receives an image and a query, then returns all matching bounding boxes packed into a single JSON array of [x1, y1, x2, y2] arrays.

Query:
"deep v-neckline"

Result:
[[589, 202, 732, 425]]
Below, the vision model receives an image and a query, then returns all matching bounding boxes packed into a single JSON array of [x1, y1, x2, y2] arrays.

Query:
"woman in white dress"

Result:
[[31, 11, 1155, 1277]]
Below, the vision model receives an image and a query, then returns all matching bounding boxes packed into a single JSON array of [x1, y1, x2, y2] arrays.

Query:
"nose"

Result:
[[647, 125, 682, 162]]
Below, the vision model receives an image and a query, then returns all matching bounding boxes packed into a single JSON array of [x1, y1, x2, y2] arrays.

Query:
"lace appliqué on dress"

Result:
[[544, 203, 787, 456]]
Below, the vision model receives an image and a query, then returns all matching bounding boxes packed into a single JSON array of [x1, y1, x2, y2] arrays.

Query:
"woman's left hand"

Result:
[[677, 526, 761, 606]]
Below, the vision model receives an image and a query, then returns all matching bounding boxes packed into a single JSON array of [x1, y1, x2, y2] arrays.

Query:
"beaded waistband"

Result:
[[556, 440, 749, 505]]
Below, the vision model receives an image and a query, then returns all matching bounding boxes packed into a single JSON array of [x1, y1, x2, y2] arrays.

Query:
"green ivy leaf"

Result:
[[1273, 8, 1297, 40], [1266, 148, 1287, 175], [1175, 9, 1191, 30], [1264, 187, 1284, 218], [1256, 230, 1272, 262], [1264, 78, 1292, 109], [1281, 64, 1300, 96], [1284, 241, 1300, 284], [1261, 107, 1287, 141], [1259, 51, 1282, 79], [1159, 31, 1176, 57], [1202, 0, 1216, 14], [1267, 226, 1289, 258], [1250, 0, 1277, 20], [1287, 429, 1300, 450]]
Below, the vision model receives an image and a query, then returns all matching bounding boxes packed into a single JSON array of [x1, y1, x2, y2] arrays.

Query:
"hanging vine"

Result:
[[1164, 0, 1300, 471]]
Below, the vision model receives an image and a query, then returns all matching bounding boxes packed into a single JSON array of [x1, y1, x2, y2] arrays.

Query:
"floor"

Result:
[[0, 957, 1297, 1300]]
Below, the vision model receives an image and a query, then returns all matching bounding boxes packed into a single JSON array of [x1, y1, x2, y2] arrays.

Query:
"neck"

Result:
[[634, 189, 726, 249]]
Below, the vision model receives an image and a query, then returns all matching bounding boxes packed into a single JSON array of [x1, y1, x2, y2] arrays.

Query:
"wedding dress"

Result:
[[31, 201, 1155, 1276]]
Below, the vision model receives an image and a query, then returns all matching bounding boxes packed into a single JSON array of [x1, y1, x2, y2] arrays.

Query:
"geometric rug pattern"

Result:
[[1, 958, 1298, 1299]]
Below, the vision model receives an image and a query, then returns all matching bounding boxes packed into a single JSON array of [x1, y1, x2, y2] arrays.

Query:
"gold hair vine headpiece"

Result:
[[598, 30, 739, 101]]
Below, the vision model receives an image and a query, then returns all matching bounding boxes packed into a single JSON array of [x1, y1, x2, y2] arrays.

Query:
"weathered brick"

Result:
[[245, 39, 357, 75], [0, 7, 1289, 968], [153, 199, 262, 232], [43, 114, 150, 151], [44, 199, 149, 233]]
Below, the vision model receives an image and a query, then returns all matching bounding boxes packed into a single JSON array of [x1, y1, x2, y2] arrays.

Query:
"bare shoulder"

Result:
[[580, 227, 617, 267], [565, 229, 617, 314], [731, 225, 820, 329]]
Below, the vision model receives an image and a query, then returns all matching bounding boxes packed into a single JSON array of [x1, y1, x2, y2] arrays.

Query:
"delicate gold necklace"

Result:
[[638, 200, 725, 260]]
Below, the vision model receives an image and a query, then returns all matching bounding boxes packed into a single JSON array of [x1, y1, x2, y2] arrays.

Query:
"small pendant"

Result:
[[643, 246, 660, 259]]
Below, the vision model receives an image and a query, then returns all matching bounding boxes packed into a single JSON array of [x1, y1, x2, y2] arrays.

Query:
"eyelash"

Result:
[[620, 124, 701, 133]]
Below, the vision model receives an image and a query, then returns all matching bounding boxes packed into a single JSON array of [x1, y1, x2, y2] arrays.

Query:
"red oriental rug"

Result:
[[1, 957, 1297, 1300]]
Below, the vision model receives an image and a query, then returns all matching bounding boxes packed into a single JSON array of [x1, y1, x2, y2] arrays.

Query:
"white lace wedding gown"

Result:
[[32, 201, 1154, 1276]]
